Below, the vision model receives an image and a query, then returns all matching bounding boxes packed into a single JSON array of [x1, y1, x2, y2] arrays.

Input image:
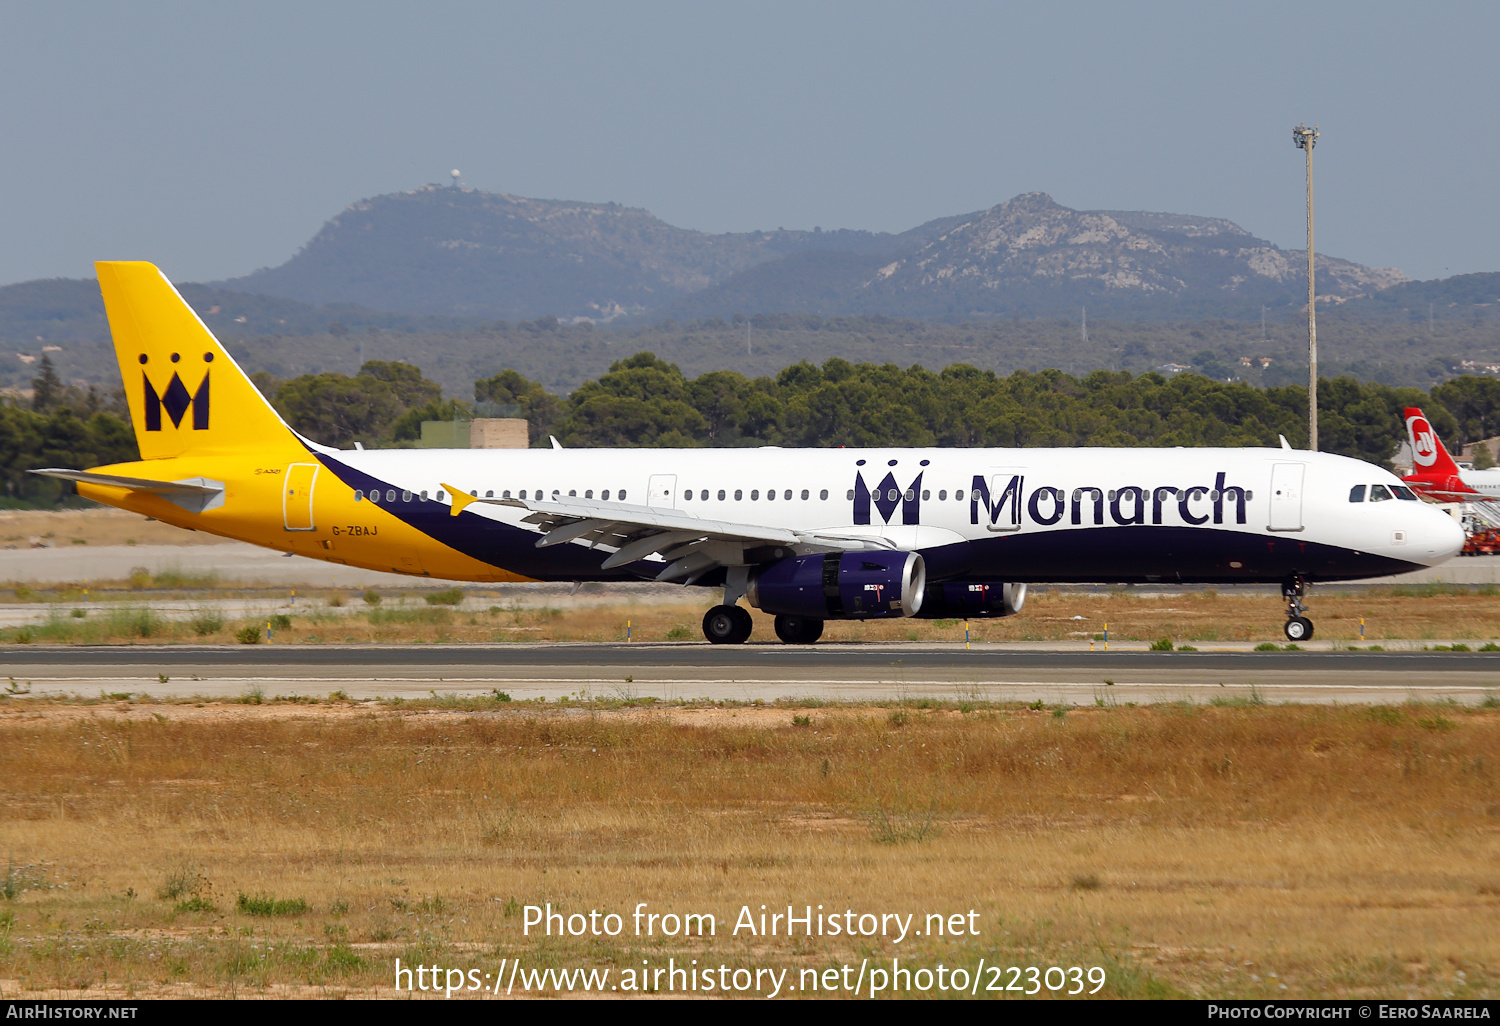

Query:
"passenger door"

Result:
[[1268, 462, 1305, 532], [283, 463, 319, 530]]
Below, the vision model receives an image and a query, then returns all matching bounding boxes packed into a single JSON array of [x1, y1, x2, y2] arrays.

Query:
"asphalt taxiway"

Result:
[[4, 643, 1497, 705]]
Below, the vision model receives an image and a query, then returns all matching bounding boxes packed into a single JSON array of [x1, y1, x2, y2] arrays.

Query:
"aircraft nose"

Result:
[[1418, 507, 1467, 565]]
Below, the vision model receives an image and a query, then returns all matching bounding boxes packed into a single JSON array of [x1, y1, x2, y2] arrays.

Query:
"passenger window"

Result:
[[718, 489, 726, 501], [701, 490, 709, 500], [765, 489, 774, 501], [602, 489, 610, 501], [1349, 485, 1366, 502], [484, 490, 492, 498], [1392, 485, 1417, 500], [903, 489, 914, 501], [552, 489, 560, 497], [938, 490, 946, 500], [618, 490, 626, 501], [354, 490, 364, 501], [502, 490, 511, 499], [847, 489, 855, 500], [585, 490, 593, 499], [436, 491, 444, 502], [681, 489, 690, 501], [800, 489, 809, 500], [819, 489, 828, 500], [402, 490, 412, 502], [1369, 484, 1393, 502], [569, 489, 577, 497], [956, 490, 966, 501], [386, 490, 396, 502], [734, 489, 743, 500], [750, 489, 759, 500], [422, 490, 430, 500], [922, 490, 930, 500], [784, 490, 792, 500]]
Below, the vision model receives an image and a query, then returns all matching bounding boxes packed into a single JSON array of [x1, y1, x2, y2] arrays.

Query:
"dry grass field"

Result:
[[5, 584, 1500, 647], [0, 696, 1496, 1000], [0, 509, 219, 548]]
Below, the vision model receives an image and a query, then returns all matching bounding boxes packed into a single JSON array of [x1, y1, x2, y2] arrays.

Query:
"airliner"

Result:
[[1401, 407, 1500, 502], [35, 263, 1465, 645]]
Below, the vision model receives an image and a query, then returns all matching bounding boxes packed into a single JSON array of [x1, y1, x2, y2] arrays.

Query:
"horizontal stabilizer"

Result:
[[31, 468, 225, 514]]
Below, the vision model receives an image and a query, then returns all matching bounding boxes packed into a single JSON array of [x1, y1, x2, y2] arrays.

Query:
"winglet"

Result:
[[550, 436, 563, 450], [1279, 434, 1292, 450], [443, 484, 480, 517]]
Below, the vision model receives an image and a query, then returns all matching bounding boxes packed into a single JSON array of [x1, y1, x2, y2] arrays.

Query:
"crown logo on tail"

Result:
[[144, 370, 209, 431]]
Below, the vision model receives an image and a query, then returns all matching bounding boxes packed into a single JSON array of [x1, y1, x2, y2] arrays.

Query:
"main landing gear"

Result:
[[702, 604, 753, 645], [701, 606, 827, 645], [701, 568, 825, 645], [1281, 576, 1314, 642], [773, 614, 824, 645]]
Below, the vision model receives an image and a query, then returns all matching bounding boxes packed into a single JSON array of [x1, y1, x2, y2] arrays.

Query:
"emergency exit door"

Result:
[[283, 463, 319, 530], [647, 474, 677, 509]]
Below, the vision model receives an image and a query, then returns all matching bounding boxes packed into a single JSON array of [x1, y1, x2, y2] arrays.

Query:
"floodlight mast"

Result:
[[1293, 123, 1319, 450]]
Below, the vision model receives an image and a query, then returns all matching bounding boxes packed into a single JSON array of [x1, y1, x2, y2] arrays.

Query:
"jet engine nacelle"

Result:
[[747, 550, 926, 620], [913, 581, 1027, 619]]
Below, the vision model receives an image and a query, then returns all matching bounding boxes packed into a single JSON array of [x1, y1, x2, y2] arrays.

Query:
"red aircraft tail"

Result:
[[1402, 407, 1472, 496]]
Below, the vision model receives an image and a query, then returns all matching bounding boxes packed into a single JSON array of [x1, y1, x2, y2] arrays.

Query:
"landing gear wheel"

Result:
[[774, 614, 825, 645], [703, 605, 753, 644], [1284, 616, 1314, 642], [1280, 575, 1313, 644]]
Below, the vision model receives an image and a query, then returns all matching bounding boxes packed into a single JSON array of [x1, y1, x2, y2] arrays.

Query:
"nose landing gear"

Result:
[[1281, 576, 1314, 642]]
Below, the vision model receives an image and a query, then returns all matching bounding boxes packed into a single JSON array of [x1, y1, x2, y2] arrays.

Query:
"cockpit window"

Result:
[[1349, 485, 1366, 503], [1368, 484, 1393, 502], [1391, 485, 1418, 500]]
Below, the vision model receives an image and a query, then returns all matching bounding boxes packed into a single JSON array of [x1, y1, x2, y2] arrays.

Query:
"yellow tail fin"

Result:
[[96, 261, 300, 459]]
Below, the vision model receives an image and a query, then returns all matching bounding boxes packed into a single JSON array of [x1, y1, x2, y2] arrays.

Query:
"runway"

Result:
[[5, 643, 1498, 705]]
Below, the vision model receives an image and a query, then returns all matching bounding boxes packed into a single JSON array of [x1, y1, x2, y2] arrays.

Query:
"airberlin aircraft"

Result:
[[1401, 407, 1500, 502], [35, 263, 1465, 644]]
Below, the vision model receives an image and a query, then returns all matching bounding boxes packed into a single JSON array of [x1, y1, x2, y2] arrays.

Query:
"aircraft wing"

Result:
[[442, 484, 887, 583]]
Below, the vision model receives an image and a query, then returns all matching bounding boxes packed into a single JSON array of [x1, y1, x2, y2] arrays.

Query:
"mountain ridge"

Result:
[[213, 185, 1408, 322]]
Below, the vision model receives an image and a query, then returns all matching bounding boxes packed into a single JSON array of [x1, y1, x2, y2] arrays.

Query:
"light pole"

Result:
[[1293, 123, 1319, 450]]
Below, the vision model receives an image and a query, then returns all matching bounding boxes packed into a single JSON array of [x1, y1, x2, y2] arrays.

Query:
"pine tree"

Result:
[[31, 353, 62, 412]]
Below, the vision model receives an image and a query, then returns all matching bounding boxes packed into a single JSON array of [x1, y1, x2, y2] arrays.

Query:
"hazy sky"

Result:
[[2, 1, 1494, 287]]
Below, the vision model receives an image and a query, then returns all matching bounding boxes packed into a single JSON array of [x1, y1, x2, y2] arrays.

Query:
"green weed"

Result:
[[236, 893, 309, 917], [156, 861, 205, 900], [189, 610, 224, 636]]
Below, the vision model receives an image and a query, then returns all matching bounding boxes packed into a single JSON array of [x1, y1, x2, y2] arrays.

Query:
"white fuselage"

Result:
[[315, 443, 1465, 584]]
